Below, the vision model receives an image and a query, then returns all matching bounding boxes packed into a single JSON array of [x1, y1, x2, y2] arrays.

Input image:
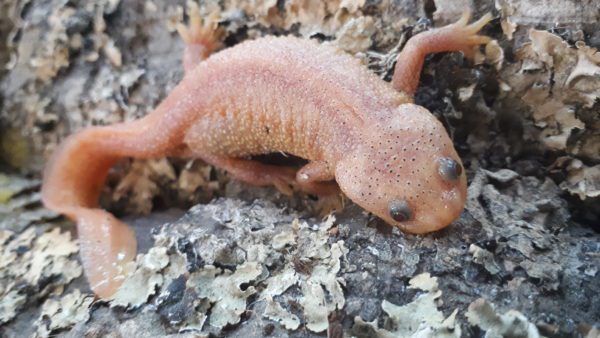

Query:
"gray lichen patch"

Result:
[[60, 170, 596, 337], [0, 291, 26, 325], [0, 174, 598, 336], [466, 298, 540, 338], [264, 295, 301, 330], [352, 273, 462, 338], [0, 225, 83, 335], [0, 175, 57, 234], [491, 27, 600, 205], [35, 290, 93, 338], [189, 262, 264, 328], [101, 199, 348, 335], [0, 174, 88, 336]]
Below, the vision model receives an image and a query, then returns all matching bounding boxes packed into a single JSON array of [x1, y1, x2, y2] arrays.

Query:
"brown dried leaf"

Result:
[[334, 16, 375, 54], [114, 159, 176, 214]]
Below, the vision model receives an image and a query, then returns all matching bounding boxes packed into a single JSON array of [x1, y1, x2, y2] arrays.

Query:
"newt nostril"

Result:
[[438, 157, 462, 181], [389, 199, 412, 222]]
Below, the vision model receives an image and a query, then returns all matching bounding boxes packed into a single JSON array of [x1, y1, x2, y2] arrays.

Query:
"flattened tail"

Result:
[[41, 121, 182, 298], [40, 75, 200, 298], [73, 208, 137, 299], [42, 128, 118, 213], [41, 126, 141, 298], [41, 80, 195, 214]]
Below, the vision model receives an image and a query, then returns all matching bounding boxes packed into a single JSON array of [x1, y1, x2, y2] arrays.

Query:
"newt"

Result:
[[41, 8, 491, 298]]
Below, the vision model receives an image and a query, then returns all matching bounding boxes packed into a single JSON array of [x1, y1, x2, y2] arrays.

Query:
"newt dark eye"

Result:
[[389, 200, 412, 222], [438, 157, 462, 181]]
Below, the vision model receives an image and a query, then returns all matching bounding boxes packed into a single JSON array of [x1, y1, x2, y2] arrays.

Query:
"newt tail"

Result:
[[41, 83, 198, 297]]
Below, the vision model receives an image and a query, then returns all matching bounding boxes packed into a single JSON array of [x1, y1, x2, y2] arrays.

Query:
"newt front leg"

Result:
[[176, 1, 223, 73], [392, 12, 492, 96], [296, 161, 340, 196]]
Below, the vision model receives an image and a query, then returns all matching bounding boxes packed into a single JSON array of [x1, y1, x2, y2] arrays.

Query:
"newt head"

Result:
[[334, 103, 467, 234]]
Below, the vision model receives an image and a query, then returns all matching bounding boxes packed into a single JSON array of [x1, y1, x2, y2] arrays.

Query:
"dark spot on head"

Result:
[[389, 200, 412, 222], [438, 157, 462, 181]]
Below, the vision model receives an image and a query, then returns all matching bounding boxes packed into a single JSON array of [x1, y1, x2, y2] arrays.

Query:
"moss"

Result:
[[0, 128, 30, 170]]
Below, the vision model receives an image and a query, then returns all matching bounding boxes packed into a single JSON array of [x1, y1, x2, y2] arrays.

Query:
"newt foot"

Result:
[[177, 1, 223, 72], [442, 11, 493, 59]]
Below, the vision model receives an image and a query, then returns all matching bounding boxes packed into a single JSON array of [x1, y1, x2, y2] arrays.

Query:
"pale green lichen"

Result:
[[273, 216, 347, 333], [35, 290, 94, 338], [0, 129, 31, 171], [352, 273, 462, 338], [264, 296, 300, 330], [0, 226, 82, 328], [263, 266, 298, 297], [0, 290, 26, 325], [408, 272, 438, 292], [111, 246, 172, 309], [466, 298, 540, 338], [187, 262, 264, 329]]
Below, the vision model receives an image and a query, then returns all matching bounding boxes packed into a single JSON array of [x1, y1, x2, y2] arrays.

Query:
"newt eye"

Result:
[[438, 157, 462, 181], [389, 200, 412, 222]]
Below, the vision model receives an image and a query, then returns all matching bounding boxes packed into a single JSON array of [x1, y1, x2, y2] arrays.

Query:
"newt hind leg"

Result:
[[177, 1, 223, 73], [392, 11, 492, 96]]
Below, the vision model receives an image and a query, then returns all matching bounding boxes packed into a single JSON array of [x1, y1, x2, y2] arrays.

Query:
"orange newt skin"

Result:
[[42, 11, 491, 298]]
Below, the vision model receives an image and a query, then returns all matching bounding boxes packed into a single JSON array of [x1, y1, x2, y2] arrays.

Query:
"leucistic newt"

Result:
[[42, 9, 492, 298]]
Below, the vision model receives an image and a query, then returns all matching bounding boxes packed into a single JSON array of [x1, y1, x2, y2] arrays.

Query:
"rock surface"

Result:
[[0, 0, 598, 337]]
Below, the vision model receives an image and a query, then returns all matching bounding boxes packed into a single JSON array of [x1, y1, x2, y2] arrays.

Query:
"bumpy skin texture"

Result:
[[42, 12, 490, 298]]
